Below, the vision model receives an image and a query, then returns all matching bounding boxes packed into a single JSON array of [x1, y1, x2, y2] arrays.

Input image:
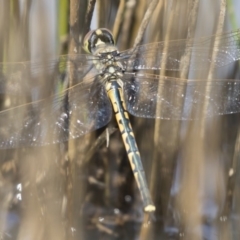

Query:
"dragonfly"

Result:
[[0, 28, 240, 212]]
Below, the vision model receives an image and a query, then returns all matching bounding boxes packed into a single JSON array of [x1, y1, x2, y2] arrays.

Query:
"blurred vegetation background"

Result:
[[0, 0, 240, 239]]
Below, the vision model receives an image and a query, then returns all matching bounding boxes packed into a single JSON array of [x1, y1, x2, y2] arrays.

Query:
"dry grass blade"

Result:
[[112, 0, 125, 41], [132, 0, 159, 48]]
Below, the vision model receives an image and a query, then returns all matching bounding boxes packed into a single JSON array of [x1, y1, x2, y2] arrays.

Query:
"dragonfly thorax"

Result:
[[101, 64, 124, 81], [94, 47, 125, 78]]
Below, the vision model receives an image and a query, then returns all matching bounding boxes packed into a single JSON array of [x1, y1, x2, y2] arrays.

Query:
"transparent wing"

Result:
[[123, 73, 240, 120], [0, 54, 99, 98], [0, 76, 112, 149], [119, 29, 240, 71]]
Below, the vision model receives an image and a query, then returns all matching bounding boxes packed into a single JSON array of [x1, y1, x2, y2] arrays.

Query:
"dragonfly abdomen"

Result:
[[106, 79, 155, 212]]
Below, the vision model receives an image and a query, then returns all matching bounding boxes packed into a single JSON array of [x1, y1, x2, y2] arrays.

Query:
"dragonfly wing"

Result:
[[0, 54, 98, 99], [123, 73, 240, 120], [0, 77, 112, 149], [119, 29, 240, 71]]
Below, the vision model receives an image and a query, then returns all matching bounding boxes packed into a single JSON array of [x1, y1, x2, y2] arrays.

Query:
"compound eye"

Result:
[[83, 28, 115, 53], [83, 30, 95, 53], [98, 28, 114, 43]]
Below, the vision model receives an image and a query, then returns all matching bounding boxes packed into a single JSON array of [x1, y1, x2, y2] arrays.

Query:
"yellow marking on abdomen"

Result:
[[127, 152, 140, 171], [124, 112, 129, 119]]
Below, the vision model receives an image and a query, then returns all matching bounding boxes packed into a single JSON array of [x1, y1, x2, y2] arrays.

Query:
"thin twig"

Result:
[[112, 0, 125, 41], [84, 0, 96, 35], [118, 0, 136, 49], [153, 1, 175, 147], [67, 1, 81, 239], [69, 0, 80, 64], [200, 0, 226, 135], [179, 0, 199, 79], [222, 124, 240, 216], [132, 0, 159, 48]]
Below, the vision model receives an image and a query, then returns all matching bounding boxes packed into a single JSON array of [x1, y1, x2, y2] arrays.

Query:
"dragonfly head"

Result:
[[83, 28, 115, 54]]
